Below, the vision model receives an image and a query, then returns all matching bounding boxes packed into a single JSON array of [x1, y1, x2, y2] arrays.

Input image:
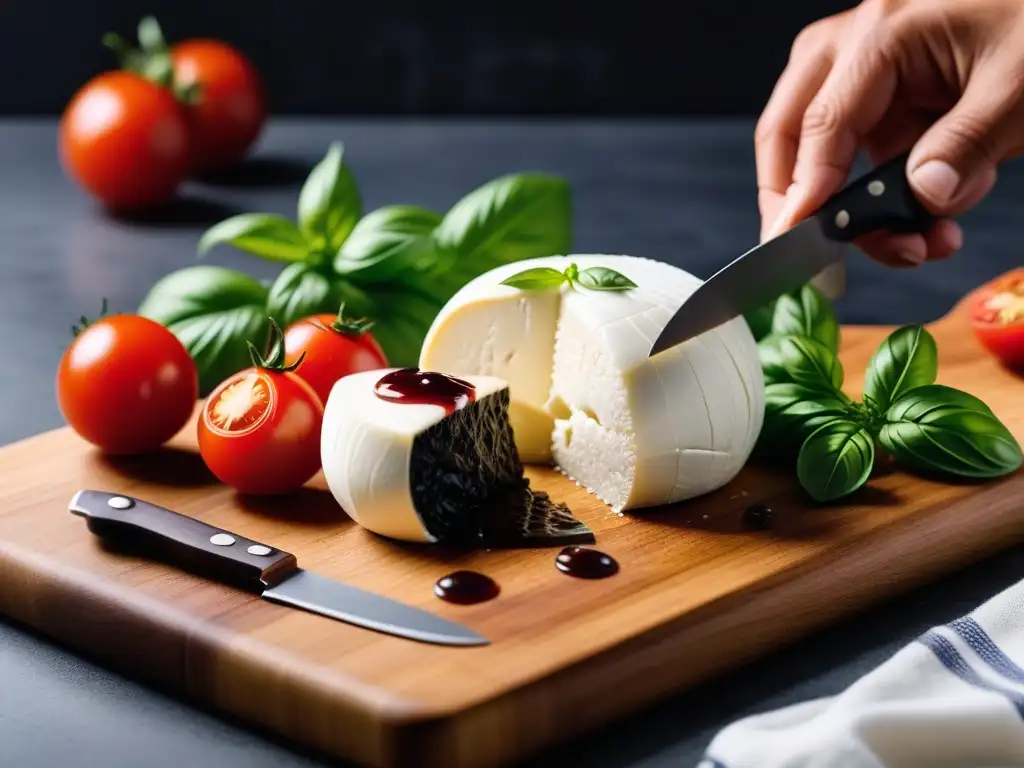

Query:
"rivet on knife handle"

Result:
[[69, 489, 298, 592], [817, 150, 937, 242]]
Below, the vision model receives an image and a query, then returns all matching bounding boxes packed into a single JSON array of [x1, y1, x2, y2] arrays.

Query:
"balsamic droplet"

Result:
[[374, 368, 476, 415], [742, 504, 774, 531], [555, 546, 619, 579], [433, 570, 500, 604]]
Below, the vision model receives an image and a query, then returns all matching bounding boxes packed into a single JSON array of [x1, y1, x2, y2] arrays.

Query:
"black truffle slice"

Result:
[[410, 387, 594, 547]]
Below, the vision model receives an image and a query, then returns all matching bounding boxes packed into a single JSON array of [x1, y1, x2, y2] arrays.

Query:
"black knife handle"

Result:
[[69, 489, 298, 592], [817, 151, 937, 242]]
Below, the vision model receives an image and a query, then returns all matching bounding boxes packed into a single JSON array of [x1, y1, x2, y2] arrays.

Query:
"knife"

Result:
[[649, 151, 936, 355], [69, 489, 489, 647]]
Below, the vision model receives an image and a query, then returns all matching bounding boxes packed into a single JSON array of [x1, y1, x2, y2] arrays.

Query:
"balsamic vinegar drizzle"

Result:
[[374, 368, 477, 415], [555, 546, 619, 579], [434, 571, 500, 604]]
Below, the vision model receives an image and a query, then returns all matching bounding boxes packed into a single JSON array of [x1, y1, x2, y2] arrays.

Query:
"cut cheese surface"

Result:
[[419, 254, 765, 512], [320, 368, 595, 545], [420, 265, 560, 463]]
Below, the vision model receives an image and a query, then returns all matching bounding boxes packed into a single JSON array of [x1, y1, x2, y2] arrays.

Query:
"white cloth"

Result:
[[701, 580, 1024, 768]]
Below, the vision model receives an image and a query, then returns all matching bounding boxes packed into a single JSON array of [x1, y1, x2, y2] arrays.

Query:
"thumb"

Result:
[[908, 64, 1024, 216]]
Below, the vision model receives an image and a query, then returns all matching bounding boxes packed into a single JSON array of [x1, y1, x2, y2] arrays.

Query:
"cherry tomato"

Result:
[[59, 71, 190, 210], [198, 321, 323, 495], [283, 306, 388, 405], [56, 307, 199, 454], [970, 268, 1024, 369], [170, 39, 267, 172]]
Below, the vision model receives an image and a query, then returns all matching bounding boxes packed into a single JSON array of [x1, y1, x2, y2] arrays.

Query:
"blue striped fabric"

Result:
[[918, 630, 1024, 719], [949, 616, 1024, 685]]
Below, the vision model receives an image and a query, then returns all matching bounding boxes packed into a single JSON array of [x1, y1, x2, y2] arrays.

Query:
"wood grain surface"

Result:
[[0, 295, 1021, 768]]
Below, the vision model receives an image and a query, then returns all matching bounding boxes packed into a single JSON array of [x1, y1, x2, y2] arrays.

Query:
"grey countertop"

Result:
[[1, 117, 1022, 767]]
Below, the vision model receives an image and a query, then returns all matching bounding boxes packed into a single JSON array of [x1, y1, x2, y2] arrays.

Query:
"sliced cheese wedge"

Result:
[[320, 368, 594, 544], [419, 254, 765, 512]]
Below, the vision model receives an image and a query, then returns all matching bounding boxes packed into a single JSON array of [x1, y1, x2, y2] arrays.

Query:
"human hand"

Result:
[[756, 0, 1024, 267]]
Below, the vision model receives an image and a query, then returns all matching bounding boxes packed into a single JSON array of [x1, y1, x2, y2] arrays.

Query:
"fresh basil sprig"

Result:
[[500, 262, 636, 292], [142, 144, 574, 381], [754, 290, 1022, 502]]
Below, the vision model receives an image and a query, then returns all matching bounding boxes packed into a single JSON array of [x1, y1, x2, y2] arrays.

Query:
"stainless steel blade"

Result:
[[649, 217, 846, 356], [262, 569, 489, 647]]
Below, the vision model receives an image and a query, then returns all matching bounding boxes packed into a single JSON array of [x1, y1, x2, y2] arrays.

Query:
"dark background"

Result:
[[2, 0, 855, 116]]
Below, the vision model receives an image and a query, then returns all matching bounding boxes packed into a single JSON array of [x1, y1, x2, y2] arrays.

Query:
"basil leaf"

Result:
[[577, 266, 637, 291], [744, 299, 777, 342], [334, 205, 441, 283], [266, 263, 341, 329], [433, 173, 571, 270], [880, 384, 1022, 478], [758, 334, 844, 392], [297, 142, 362, 255], [197, 213, 309, 263], [335, 281, 443, 367], [771, 284, 840, 352], [758, 382, 855, 453], [797, 420, 875, 502], [500, 267, 567, 292], [138, 266, 269, 395], [863, 324, 938, 411]]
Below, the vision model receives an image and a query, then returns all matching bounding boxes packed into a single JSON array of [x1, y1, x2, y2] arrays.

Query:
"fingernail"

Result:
[[767, 184, 803, 239], [899, 249, 925, 265], [910, 160, 961, 207]]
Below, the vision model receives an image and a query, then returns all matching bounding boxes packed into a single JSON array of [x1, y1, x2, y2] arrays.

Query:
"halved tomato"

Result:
[[969, 268, 1024, 369], [197, 320, 323, 495]]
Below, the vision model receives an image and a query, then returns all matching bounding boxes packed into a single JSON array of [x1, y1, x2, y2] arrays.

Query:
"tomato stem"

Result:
[[247, 318, 305, 373], [101, 16, 201, 103], [71, 297, 109, 338], [312, 301, 375, 338]]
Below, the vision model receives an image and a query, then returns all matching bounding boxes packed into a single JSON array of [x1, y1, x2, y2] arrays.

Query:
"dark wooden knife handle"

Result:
[[817, 151, 937, 242], [69, 489, 298, 592]]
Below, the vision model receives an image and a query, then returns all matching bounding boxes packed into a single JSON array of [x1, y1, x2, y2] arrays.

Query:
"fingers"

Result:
[[853, 219, 962, 268], [766, 23, 901, 238], [754, 17, 842, 240], [907, 57, 1024, 217]]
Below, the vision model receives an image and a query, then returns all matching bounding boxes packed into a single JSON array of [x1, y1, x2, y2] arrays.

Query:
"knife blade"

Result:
[[649, 150, 936, 356], [69, 489, 489, 647]]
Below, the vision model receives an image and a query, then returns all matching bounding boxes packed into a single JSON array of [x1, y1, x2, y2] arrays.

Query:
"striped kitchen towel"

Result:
[[701, 579, 1024, 767]]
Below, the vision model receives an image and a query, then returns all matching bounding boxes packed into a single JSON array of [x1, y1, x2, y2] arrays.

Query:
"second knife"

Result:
[[69, 489, 489, 647]]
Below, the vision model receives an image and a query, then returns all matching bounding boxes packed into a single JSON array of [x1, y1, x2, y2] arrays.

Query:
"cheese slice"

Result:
[[320, 368, 594, 544], [419, 254, 765, 512]]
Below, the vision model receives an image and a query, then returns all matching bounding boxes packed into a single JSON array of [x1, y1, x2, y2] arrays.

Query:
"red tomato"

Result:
[[283, 307, 388, 406], [170, 39, 267, 172], [59, 71, 190, 210], [198, 322, 323, 495], [56, 310, 199, 454], [970, 268, 1024, 369]]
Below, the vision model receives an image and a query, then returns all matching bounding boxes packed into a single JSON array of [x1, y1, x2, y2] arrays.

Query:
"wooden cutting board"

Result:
[[0, 292, 1022, 768]]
